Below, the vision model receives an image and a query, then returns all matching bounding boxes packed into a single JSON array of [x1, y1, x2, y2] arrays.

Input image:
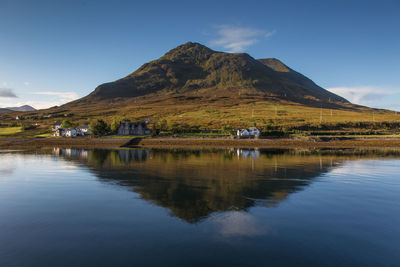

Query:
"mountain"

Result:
[[5, 105, 36, 112], [0, 105, 36, 114], [0, 108, 12, 114], [82, 42, 347, 106]]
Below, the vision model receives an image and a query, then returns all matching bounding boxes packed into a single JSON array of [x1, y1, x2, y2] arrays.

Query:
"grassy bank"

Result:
[[1, 136, 400, 149]]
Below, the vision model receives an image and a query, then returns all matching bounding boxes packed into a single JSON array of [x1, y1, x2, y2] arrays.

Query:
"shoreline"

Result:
[[1, 137, 400, 149]]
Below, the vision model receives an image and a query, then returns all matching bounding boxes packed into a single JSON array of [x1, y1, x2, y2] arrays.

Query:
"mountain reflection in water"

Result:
[[52, 148, 367, 223]]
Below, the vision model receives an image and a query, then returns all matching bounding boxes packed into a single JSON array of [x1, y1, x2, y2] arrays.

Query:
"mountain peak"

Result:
[[163, 42, 215, 61]]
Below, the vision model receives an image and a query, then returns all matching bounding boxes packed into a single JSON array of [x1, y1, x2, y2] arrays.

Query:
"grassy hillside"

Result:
[[1, 93, 399, 137]]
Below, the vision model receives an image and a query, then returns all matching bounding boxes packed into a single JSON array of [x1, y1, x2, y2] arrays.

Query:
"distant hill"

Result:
[[0, 105, 36, 114], [0, 108, 12, 114], [81, 42, 347, 106], [5, 105, 36, 112]]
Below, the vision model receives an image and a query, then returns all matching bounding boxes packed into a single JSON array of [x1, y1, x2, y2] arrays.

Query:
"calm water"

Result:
[[1, 148, 400, 266]]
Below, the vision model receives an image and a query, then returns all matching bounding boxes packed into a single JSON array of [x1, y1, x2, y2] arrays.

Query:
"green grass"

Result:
[[34, 132, 53, 137], [0, 127, 22, 136]]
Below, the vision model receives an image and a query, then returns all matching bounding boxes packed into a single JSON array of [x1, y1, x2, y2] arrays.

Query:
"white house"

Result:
[[237, 127, 260, 138], [52, 121, 62, 131], [248, 127, 260, 136], [76, 125, 90, 136], [237, 129, 250, 137], [65, 128, 77, 137], [54, 128, 65, 137]]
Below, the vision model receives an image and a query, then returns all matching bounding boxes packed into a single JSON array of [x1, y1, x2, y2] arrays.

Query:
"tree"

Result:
[[151, 124, 159, 136], [221, 125, 233, 134], [264, 124, 273, 131], [191, 124, 201, 133], [62, 120, 73, 128], [110, 118, 119, 133], [159, 119, 168, 131], [168, 121, 180, 133], [89, 119, 110, 136]]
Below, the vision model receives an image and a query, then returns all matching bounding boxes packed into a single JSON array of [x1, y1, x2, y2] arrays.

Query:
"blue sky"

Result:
[[0, 0, 399, 110]]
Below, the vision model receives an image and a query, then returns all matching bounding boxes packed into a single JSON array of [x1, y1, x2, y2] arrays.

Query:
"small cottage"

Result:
[[237, 127, 260, 138], [65, 128, 77, 137], [76, 125, 90, 136], [237, 129, 250, 137], [248, 127, 260, 136], [52, 121, 62, 131], [54, 128, 65, 137]]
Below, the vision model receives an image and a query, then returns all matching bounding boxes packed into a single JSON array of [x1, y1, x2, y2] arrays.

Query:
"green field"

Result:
[[0, 127, 22, 136]]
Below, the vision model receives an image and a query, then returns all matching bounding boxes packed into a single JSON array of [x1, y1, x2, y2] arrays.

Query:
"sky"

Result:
[[0, 0, 399, 110]]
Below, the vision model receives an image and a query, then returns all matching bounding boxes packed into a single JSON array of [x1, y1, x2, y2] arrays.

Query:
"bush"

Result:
[[89, 119, 110, 136], [221, 125, 233, 134], [62, 120, 73, 128], [110, 118, 119, 133], [22, 124, 36, 130], [261, 130, 287, 137]]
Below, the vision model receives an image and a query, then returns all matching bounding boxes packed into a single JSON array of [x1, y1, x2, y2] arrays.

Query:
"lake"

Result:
[[1, 148, 399, 266]]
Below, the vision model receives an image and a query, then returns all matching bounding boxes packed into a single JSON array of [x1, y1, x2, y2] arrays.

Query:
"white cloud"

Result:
[[209, 25, 276, 53], [0, 88, 17, 98], [327, 86, 395, 106], [32, 91, 79, 102], [23, 82, 30, 86]]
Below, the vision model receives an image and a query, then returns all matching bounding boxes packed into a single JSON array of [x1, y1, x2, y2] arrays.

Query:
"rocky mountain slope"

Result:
[[79, 42, 347, 106]]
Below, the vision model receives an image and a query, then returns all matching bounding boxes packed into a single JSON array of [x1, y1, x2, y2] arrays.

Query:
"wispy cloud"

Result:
[[327, 86, 395, 106], [32, 91, 79, 102], [209, 25, 276, 53], [0, 88, 18, 98], [23, 82, 30, 86]]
